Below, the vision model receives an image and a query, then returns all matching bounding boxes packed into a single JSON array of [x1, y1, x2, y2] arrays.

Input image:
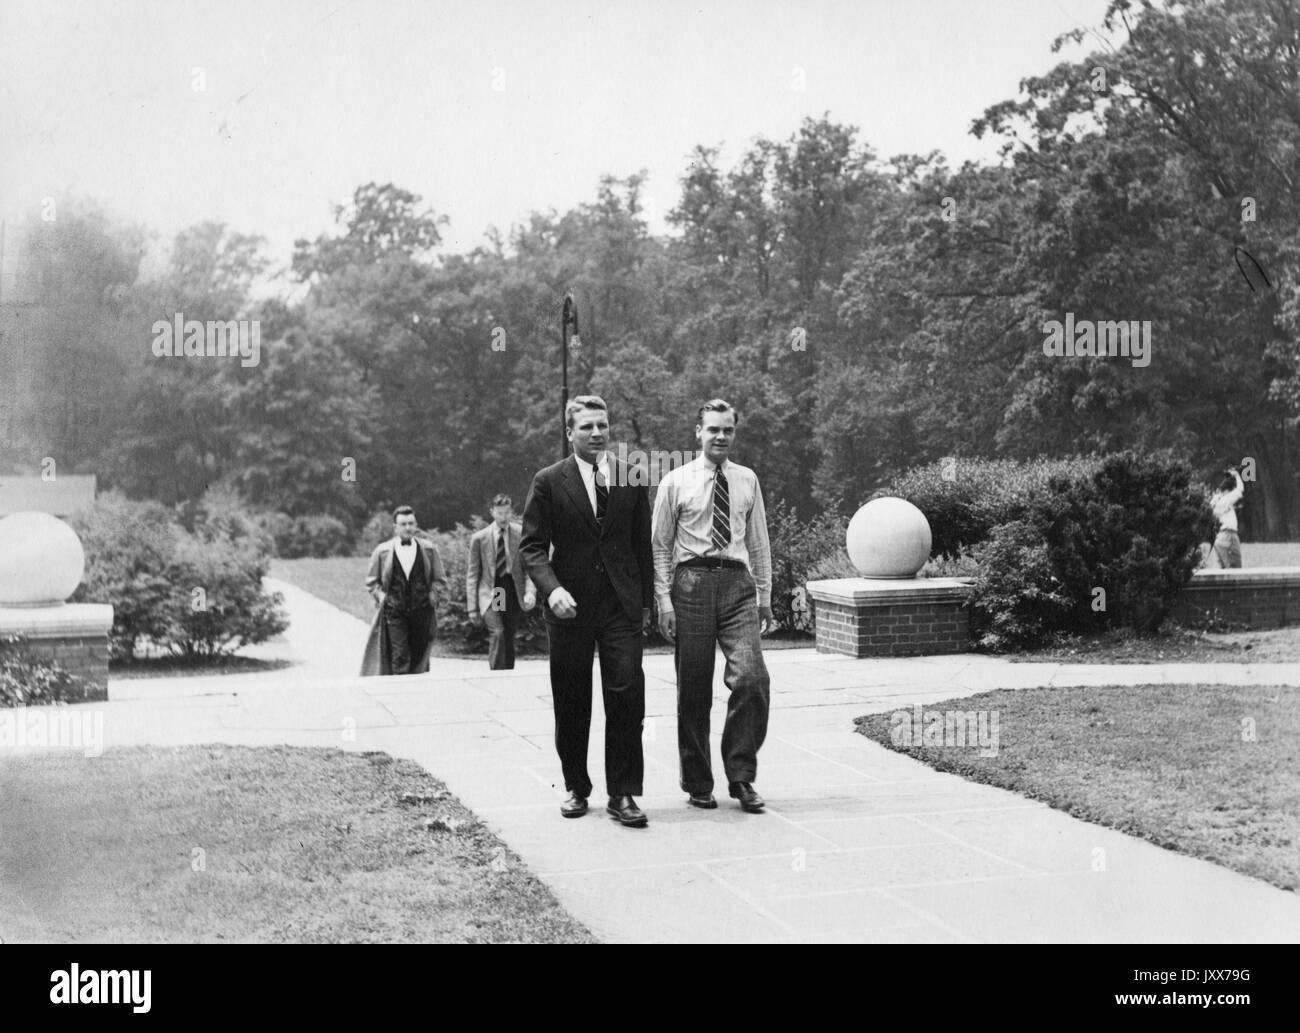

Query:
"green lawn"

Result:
[[271, 557, 376, 623], [1015, 624, 1300, 664], [0, 745, 594, 943], [857, 683, 1300, 891], [1243, 541, 1300, 565]]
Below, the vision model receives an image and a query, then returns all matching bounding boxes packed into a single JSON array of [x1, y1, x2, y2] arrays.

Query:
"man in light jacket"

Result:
[[467, 493, 536, 669]]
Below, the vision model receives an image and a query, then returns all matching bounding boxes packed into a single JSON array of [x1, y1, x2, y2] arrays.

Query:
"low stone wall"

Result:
[[0, 604, 114, 701], [1169, 567, 1300, 630], [805, 578, 972, 658]]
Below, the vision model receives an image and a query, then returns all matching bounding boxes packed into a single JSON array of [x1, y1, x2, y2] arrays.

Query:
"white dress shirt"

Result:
[[573, 452, 612, 518], [1212, 480, 1243, 532], [651, 455, 772, 611], [394, 538, 417, 576]]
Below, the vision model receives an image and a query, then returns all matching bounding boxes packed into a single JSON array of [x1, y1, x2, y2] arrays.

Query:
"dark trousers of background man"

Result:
[[671, 565, 770, 793], [546, 574, 645, 798], [386, 602, 432, 674], [484, 576, 521, 670]]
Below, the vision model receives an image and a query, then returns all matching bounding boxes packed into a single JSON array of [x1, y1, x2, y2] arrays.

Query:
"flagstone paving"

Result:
[[3, 577, 1298, 943]]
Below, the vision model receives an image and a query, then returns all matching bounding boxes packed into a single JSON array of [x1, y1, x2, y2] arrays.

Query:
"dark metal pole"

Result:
[[561, 291, 578, 461]]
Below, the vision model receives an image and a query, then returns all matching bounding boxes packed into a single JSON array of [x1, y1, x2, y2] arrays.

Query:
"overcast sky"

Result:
[[1, 0, 1114, 281]]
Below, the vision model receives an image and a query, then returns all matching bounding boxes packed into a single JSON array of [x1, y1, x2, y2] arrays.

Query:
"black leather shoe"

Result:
[[728, 782, 765, 813], [687, 792, 717, 809], [606, 795, 648, 827], [560, 792, 588, 818]]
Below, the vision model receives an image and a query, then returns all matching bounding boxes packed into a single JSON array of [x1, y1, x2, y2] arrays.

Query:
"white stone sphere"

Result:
[[846, 497, 932, 578], [0, 511, 86, 605]]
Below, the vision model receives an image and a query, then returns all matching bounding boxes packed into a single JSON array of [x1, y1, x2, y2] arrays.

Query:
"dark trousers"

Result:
[[672, 565, 770, 793], [546, 584, 645, 798], [484, 578, 520, 670], [385, 604, 432, 675]]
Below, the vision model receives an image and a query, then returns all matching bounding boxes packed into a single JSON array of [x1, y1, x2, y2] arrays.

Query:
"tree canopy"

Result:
[[3, 0, 1296, 539]]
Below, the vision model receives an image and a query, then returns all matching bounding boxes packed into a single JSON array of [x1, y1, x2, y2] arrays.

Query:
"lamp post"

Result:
[[561, 291, 580, 461]]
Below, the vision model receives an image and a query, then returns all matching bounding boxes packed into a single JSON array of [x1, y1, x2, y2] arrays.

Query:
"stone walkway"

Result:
[[5, 576, 1300, 943]]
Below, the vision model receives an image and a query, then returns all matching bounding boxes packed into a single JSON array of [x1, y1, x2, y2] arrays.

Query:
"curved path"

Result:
[[3, 576, 1298, 943]]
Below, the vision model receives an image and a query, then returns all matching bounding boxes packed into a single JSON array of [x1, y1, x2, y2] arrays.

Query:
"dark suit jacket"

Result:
[[520, 455, 653, 626], [466, 522, 535, 616]]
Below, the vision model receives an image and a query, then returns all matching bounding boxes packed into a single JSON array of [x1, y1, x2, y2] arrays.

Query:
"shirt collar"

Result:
[[574, 452, 608, 476]]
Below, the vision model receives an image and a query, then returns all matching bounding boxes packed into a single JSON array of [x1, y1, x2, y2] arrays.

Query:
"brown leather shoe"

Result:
[[728, 782, 765, 813], [606, 795, 648, 827], [687, 792, 717, 809], [560, 791, 588, 818]]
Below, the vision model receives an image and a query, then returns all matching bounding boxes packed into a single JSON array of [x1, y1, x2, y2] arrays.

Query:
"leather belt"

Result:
[[678, 556, 745, 571]]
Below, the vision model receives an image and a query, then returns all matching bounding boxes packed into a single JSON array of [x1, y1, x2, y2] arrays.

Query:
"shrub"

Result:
[[966, 521, 1073, 652], [356, 510, 396, 557], [166, 535, 289, 658], [1037, 450, 1216, 633], [965, 451, 1216, 648], [72, 492, 289, 661], [274, 514, 354, 558], [176, 484, 276, 557], [886, 456, 1103, 560], [71, 492, 178, 660], [0, 635, 89, 707], [768, 500, 849, 633]]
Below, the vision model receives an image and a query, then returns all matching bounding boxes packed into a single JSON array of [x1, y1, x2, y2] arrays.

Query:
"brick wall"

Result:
[[813, 598, 969, 658], [1170, 581, 1298, 630], [15, 635, 110, 700]]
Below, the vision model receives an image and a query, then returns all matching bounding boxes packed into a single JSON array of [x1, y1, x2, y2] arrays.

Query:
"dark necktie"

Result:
[[495, 531, 508, 582], [594, 466, 608, 524], [711, 466, 731, 552]]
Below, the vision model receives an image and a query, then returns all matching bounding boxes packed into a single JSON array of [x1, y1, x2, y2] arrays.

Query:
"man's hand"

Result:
[[523, 590, 536, 612], [548, 586, 578, 620], [758, 606, 775, 636], [372, 591, 386, 611], [658, 607, 676, 642]]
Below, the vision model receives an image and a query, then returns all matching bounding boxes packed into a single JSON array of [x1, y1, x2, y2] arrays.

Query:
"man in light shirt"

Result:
[[652, 399, 773, 814], [1206, 467, 1246, 568], [520, 396, 655, 828]]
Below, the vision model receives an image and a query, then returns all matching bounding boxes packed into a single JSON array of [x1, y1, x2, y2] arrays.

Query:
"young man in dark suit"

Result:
[[521, 395, 654, 828], [466, 493, 536, 670]]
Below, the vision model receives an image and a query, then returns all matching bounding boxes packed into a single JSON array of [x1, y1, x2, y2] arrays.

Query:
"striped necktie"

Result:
[[594, 466, 608, 524], [711, 466, 731, 552], [494, 530, 508, 582]]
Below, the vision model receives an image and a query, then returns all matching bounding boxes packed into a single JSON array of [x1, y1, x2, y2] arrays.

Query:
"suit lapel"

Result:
[[561, 456, 600, 534]]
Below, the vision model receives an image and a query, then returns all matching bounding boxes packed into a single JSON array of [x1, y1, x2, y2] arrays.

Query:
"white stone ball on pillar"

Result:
[[846, 497, 932, 578], [0, 511, 87, 605]]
